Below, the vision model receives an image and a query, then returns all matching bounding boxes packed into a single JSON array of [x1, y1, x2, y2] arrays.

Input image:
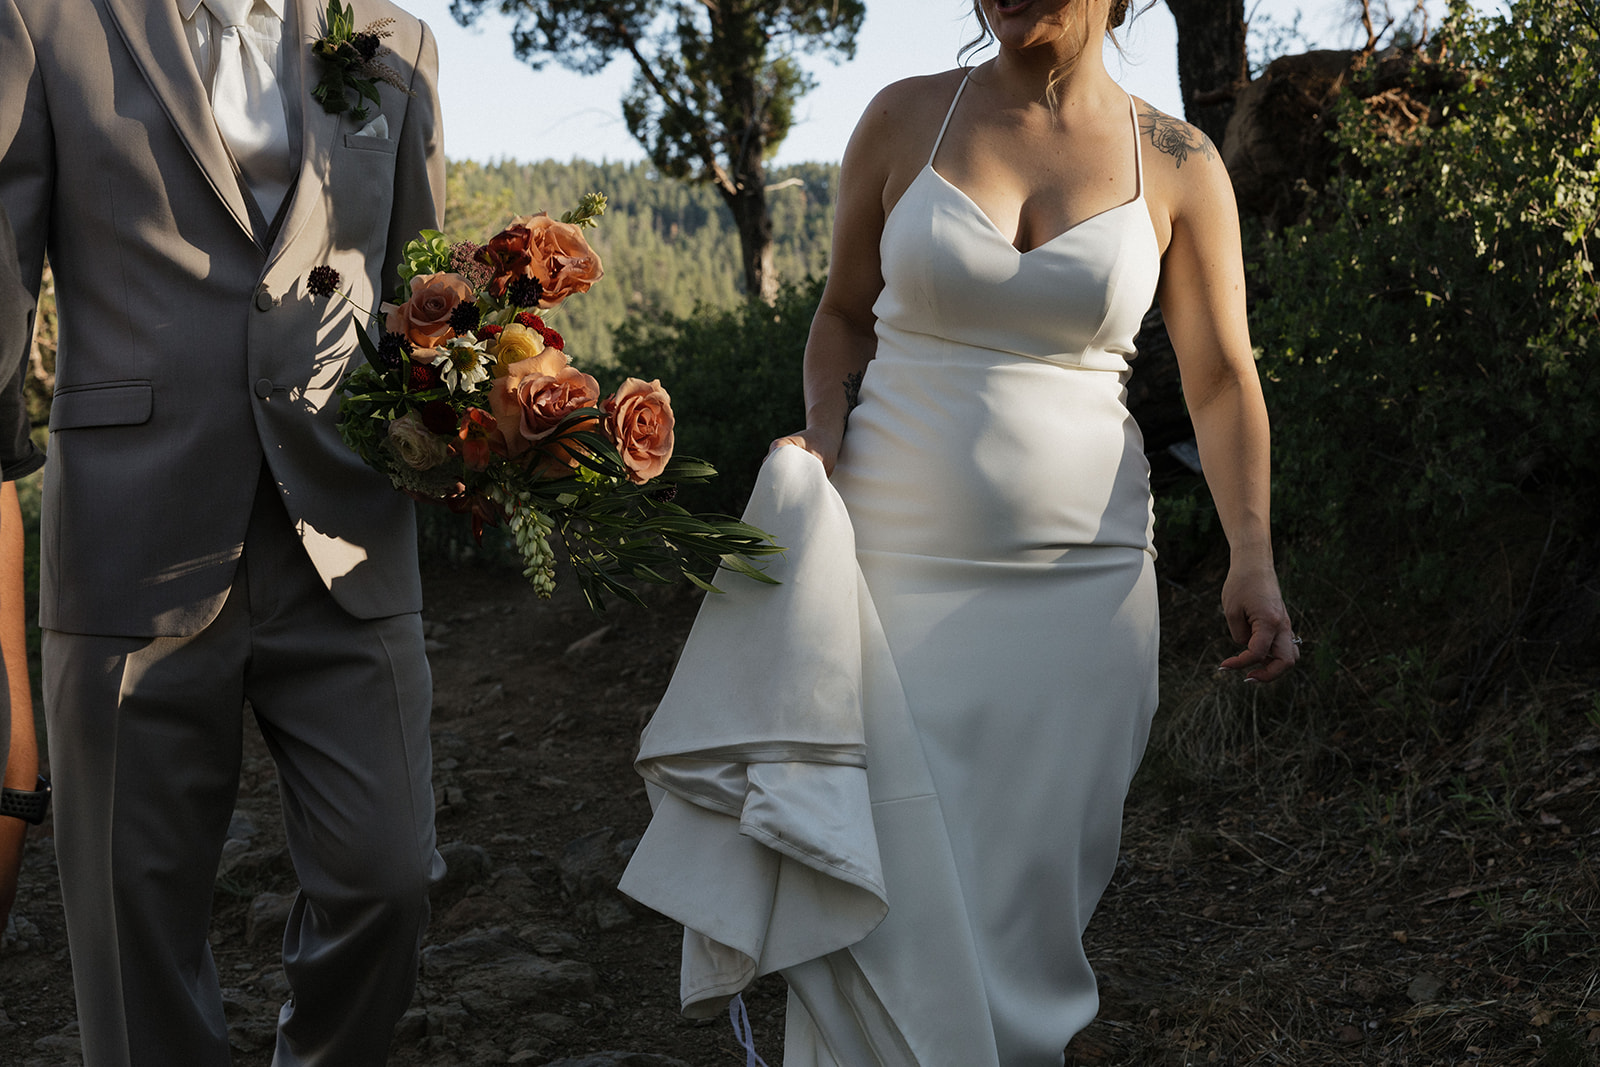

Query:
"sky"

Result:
[[407, 1, 1476, 166]]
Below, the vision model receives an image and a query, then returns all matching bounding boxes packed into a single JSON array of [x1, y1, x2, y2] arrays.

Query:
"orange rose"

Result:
[[386, 273, 473, 350], [490, 362, 600, 475], [603, 377, 674, 484], [488, 322, 566, 379], [516, 213, 604, 309]]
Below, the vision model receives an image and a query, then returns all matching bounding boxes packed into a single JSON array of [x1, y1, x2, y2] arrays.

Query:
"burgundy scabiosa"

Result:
[[307, 265, 342, 298]]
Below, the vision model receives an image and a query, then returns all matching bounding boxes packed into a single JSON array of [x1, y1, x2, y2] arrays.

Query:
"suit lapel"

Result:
[[101, 0, 261, 247], [269, 0, 343, 266]]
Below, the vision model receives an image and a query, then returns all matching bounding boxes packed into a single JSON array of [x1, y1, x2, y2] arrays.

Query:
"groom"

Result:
[[0, 0, 445, 1062]]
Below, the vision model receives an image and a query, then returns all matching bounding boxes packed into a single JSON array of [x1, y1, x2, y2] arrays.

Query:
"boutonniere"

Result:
[[310, 0, 412, 122]]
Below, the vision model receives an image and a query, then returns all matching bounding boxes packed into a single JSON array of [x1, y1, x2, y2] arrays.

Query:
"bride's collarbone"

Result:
[[932, 142, 1141, 251], [936, 99, 1139, 217]]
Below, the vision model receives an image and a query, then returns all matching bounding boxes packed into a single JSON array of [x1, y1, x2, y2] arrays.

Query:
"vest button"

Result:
[[253, 378, 273, 399]]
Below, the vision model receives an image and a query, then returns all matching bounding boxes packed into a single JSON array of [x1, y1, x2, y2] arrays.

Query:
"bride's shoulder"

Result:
[[1132, 97, 1234, 224], [847, 70, 968, 168], [1133, 99, 1220, 174], [854, 70, 968, 138], [1139, 99, 1222, 187]]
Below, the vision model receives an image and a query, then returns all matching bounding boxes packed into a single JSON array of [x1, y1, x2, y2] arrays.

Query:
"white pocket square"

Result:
[[353, 115, 389, 140]]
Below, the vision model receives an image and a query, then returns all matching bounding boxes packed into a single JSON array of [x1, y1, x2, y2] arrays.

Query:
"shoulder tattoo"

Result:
[[1137, 107, 1217, 170]]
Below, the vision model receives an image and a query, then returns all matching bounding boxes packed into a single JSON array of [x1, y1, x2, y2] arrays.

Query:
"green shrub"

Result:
[[613, 279, 820, 517], [1238, 0, 1599, 674]]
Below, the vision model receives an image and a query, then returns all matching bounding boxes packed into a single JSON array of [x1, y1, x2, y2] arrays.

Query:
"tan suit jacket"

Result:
[[0, 0, 445, 637]]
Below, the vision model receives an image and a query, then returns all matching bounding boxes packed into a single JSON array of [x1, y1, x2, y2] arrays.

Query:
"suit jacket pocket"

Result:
[[342, 132, 398, 154], [329, 137, 400, 250], [49, 381, 153, 430]]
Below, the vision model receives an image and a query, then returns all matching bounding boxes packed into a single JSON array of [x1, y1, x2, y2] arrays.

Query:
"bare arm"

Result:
[[771, 85, 908, 472], [0, 0, 46, 921], [0, 481, 35, 927], [1156, 124, 1297, 682]]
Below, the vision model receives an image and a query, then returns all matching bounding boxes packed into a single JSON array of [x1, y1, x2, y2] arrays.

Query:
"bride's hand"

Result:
[[769, 426, 843, 475], [1217, 563, 1298, 682]]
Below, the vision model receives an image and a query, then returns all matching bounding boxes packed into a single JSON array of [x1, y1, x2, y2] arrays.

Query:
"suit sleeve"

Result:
[[0, 0, 47, 482], [381, 19, 445, 301], [0, 0, 55, 307], [0, 215, 42, 480]]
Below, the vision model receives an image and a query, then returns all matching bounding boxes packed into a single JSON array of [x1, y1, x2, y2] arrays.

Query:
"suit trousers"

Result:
[[44, 469, 440, 1067]]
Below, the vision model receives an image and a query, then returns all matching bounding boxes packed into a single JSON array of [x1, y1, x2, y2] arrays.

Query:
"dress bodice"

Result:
[[837, 74, 1162, 558], [873, 76, 1161, 374]]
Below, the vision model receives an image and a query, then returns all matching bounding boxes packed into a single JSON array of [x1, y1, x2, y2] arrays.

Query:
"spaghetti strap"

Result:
[[1127, 93, 1144, 200], [929, 70, 973, 168]]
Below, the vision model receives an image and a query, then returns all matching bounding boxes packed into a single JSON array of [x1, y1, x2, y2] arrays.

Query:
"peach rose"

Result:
[[488, 322, 567, 379], [491, 363, 601, 451], [516, 213, 604, 309], [387, 412, 453, 471], [603, 377, 674, 484], [386, 272, 473, 350], [490, 362, 601, 475]]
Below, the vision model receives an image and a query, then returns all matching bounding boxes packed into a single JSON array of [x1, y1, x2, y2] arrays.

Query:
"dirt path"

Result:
[[1, 563, 1595, 1065]]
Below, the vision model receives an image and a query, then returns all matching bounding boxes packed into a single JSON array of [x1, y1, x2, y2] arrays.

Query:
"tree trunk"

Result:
[[723, 181, 778, 303], [708, 0, 779, 302], [1164, 0, 1248, 146]]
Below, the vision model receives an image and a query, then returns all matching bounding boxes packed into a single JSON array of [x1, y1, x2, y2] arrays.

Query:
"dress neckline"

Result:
[[922, 69, 1148, 257], [923, 168, 1145, 257]]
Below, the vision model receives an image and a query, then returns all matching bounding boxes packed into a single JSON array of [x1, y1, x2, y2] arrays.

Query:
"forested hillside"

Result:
[[443, 159, 840, 364]]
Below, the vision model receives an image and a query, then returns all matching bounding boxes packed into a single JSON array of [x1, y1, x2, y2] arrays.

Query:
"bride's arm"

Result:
[[771, 86, 904, 473], [1155, 130, 1299, 682]]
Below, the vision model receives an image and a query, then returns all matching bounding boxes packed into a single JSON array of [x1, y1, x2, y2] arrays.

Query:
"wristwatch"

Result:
[[0, 776, 51, 825]]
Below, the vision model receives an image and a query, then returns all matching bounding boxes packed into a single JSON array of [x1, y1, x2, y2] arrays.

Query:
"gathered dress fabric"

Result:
[[619, 75, 1163, 1067]]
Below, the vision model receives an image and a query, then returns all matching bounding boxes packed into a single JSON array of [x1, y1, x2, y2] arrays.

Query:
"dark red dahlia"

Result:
[[475, 226, 533, 298], [419, 400, 457, 435], [408, 361, 442, 391]]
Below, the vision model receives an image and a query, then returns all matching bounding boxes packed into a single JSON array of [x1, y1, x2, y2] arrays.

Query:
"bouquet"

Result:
[[312, 193, 780, 610]]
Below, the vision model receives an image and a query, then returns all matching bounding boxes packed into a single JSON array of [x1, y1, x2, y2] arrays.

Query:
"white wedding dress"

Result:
[[620, 75, 1162, 1067]]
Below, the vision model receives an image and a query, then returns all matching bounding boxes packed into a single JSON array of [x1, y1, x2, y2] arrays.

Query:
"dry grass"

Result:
[[1063, 568, 1600, 1066]]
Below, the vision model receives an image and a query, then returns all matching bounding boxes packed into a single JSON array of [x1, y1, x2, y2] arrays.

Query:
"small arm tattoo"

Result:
[[844, 371, 863, 412], [1138, 107, 1217, 170], [842, 370, 864, 428]]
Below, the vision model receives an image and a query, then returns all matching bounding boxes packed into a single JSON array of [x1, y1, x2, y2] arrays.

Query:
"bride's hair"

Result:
[[958, 0, 1139, 107]]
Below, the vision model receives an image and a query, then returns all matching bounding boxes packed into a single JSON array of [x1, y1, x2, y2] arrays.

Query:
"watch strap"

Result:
[[0, 776, 51, 825]]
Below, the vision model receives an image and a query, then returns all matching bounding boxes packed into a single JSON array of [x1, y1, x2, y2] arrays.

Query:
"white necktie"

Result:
[[204, 0, 293, 224]]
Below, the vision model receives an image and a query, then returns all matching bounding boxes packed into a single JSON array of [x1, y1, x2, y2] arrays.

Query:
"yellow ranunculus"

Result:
[[489, 323, 566, 378]]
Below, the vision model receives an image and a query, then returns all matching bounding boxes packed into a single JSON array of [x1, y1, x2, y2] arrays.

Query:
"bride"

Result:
[[621, 1, 1298, 1063]]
